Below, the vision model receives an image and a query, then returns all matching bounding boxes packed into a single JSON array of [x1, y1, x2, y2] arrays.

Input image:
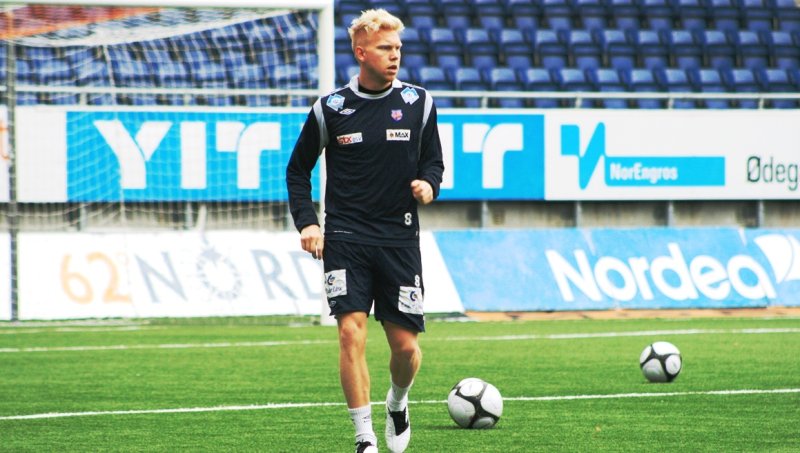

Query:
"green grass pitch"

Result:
[[1, 315, 799, 452]]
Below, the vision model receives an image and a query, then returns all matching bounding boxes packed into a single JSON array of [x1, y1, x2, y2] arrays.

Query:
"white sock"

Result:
[[348, 405, 376, 445], [387, 380, 412, 412]]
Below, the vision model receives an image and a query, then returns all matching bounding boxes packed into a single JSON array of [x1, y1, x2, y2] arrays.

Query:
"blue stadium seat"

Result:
[[725, 68, 761, 108], [707, 0, 741, 34], [767, 31, 800, 69], [506, 0, 541, 31], [153, 61, 191, 88], [623, 68, 666, 108], [599, 29, 636, 71], [701, 30, 736, 71], [111, 59, 153, 87], [608, 0, 641, 33], [369, 0, 406, 19], [498, 29, 534, 71], [556, 68, 596, 108], [574, 0, 608, 32], [192, 59, 226, 84], [691, 68, 731, 109], [461, 28, 499, 72], [425, 28, 463, 70], [542, 0, 574, 32], [229, 62, 265, 88], [521, 68, 561, 108], [87, 94, 117, 106], [43, 93, 79, 105], [488, 67, 524, 108], [417, 66, 452, 90], [640, 0, 675, 34], [15, 92, 39, 106], [758, 68, 799, 108], [75, 59, 111, 86], [473, 0, 507, 34], [439, 0, 473, 30], [405, 0, 438, 30], [37, 59, 73, 85], [675, 0, 708, 34], [335, 26, 351, 54], [657, 68, 696, 108], [588, 68, 629, 109], [734, 30, 769, 71], [452, 67, 488, 107], [667, 30, 703, 71], [774, 0, 800, 33], [534, 29, 568, 71], [633, 30, 669, 70], [567, 30, 602, 71], [399, 28, 429, 70], [740, 0, 774, 34]]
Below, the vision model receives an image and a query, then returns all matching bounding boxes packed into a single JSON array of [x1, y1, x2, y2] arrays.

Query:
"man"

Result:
[[285, 8, 444, 453]]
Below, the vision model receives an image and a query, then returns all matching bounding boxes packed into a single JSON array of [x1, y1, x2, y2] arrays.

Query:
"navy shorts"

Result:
[[323, 240, 425, 333]]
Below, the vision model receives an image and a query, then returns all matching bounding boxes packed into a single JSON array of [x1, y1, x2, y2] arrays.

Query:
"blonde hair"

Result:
[[348, 8, 405, 51]]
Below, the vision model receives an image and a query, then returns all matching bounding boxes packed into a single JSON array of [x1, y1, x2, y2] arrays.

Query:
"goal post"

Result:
[[0, 0, 336, 322]]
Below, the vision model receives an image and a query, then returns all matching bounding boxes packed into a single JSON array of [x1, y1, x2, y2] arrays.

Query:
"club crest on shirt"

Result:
[[326, 93, 345, 111], [391, 109, 403, 121], [401, 87, 419, 105]]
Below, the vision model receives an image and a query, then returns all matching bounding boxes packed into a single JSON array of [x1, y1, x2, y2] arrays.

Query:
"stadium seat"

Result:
[[675, 0, 708, 34], [452, 67, 489, 108], [417, 66, 452, 90], [588, 68, 629, 109], [599, 29, 636, 72], [640, 0, 675, 34], [758, 68, 799, 108], [556, 68, 596, 108], [487, 67, 524, 108], [691, 68, 731, 109], [398, 27, 429, 70], [506, 0, 541, 31], [192, 60, 226, 85], [461, 28, 499, 72], [36, 59, 73, 85], [229, 62, 265, 88], [75, 59, 111, 86], [774, 0, 800, 33], [574, 0, 608, 32], [734, 30, 769, 71], [633, 30, 669, 70], [533, 29, 568, 71], [567, 30, 602, 71], [767, 31, 800, 70], [740, 0, 774, 34], [334, 26, 351, 54], [405, 0, 438, 29], [521, 68, 560, 108], [111, 59, 153, 87], [425, 28, 463, 70], [707, 0, 741, 34], [542, 0, 574, 32], [667, 29, 703, 71], [657, 68, 696, 108], [724, 68, 761, 108], [498, 29, 534, 71], [473, 0, 507, 35], [438, 0, 473, 30], [623, 68, 666, 108], [701, 30, 736, 71], [369, 0, 406, 19], [153, 61, 192, 88], [608, 0, 641, 33]]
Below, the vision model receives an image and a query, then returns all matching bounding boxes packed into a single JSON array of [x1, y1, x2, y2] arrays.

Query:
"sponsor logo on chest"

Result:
[[386, 129, 411, 141], [337, 132, 363, 145]]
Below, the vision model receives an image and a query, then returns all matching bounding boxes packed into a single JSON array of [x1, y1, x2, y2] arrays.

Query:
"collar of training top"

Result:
[[348, 75, 403, 99]]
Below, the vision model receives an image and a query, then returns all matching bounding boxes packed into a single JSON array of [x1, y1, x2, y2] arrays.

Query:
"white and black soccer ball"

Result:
[[639, 341, 682, 382], [447, 377, 503, 429]]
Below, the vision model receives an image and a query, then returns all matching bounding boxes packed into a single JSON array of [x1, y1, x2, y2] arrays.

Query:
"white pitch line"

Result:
[[1, 388, 797, 421], [1, 327, 799, 354]]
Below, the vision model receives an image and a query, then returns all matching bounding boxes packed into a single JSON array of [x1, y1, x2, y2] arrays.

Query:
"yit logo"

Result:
[[93, 119, 281, 190], [440, 123, 524, 190], [561, 123, 726, 189]]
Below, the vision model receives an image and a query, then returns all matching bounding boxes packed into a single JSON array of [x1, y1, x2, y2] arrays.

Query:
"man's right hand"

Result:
[[300, 224, 324, 260]]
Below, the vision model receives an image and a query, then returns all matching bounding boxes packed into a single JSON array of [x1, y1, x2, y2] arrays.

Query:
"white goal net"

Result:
[[1, 0, 333, 231], [0, 0, 335, 321]]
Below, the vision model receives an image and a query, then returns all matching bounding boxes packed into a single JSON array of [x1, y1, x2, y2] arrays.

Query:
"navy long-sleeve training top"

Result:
[[286, 76, 444, 247]]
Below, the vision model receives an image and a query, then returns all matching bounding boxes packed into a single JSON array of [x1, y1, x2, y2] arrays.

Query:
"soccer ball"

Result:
[[639, 341, 682, 382], [447, 377, 503, 429]]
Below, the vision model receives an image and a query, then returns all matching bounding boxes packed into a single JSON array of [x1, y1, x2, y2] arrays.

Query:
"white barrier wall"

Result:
[[16, 231, 463, 320]]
